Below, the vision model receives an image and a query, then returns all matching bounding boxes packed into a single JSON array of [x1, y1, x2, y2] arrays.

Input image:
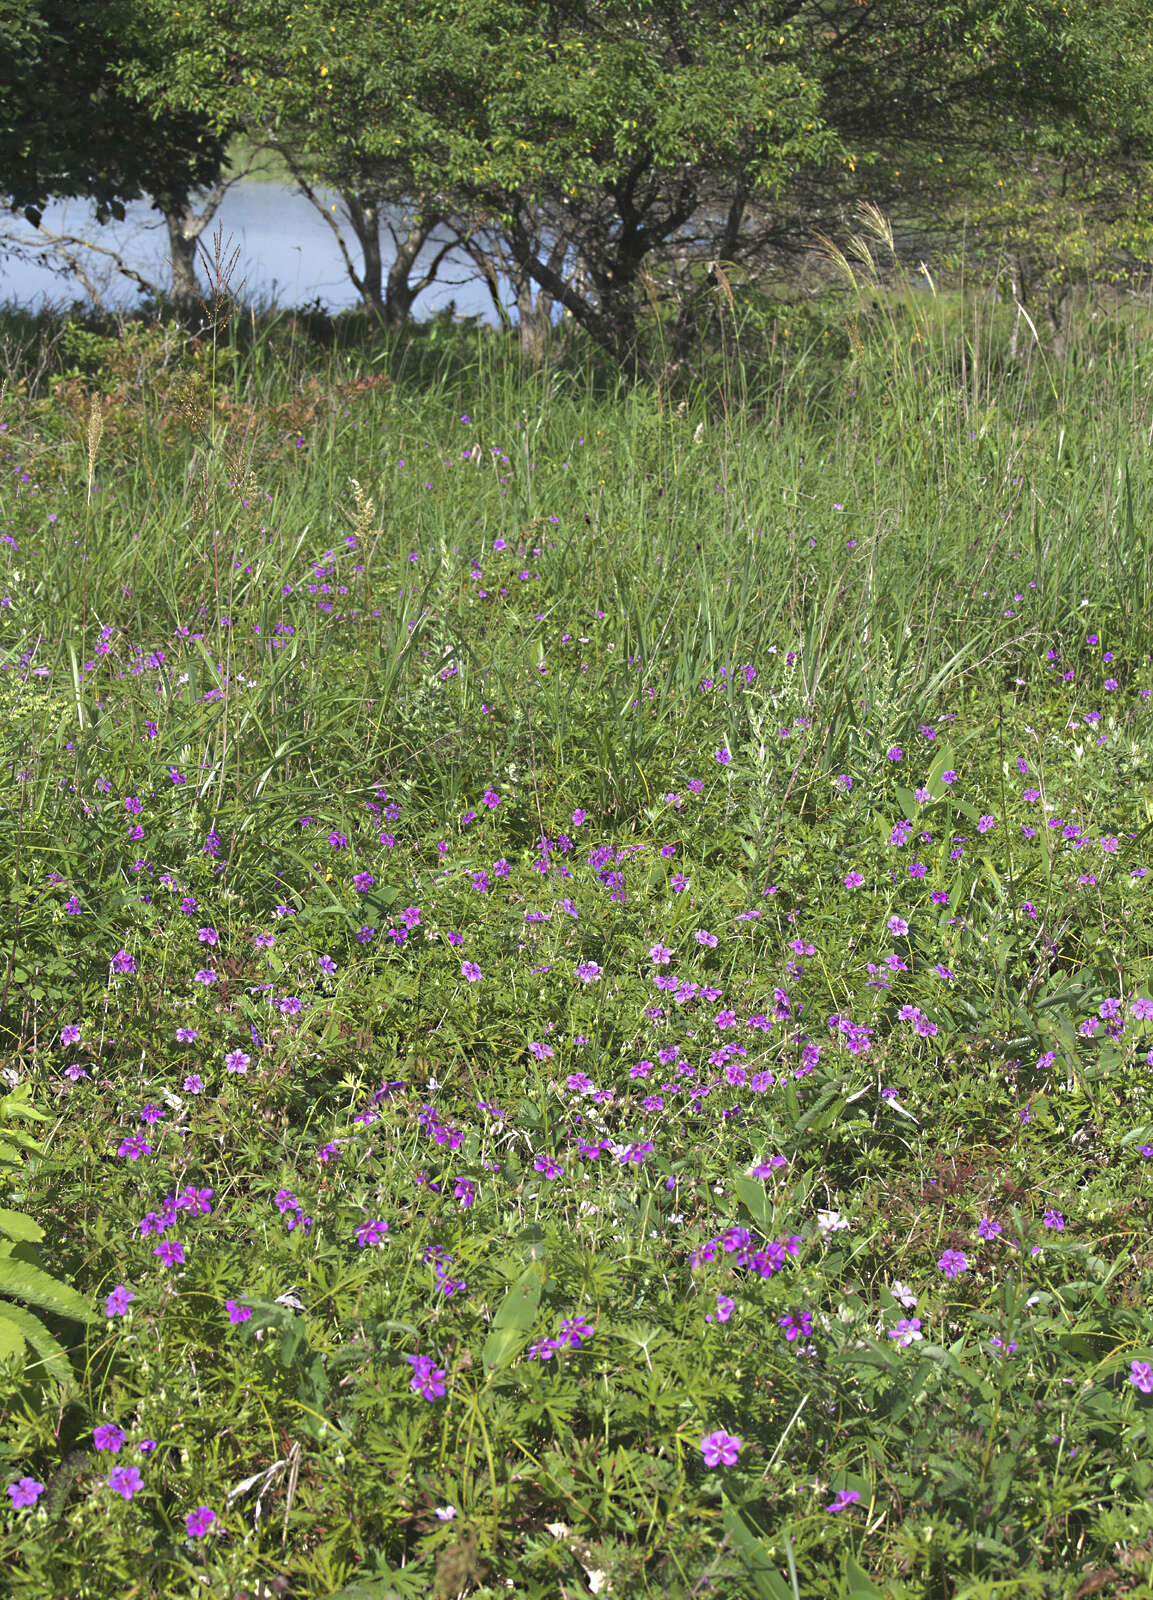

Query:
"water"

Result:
[[0, 180, 500, 321]]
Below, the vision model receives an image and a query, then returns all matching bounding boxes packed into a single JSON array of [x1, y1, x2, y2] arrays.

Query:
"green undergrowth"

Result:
[[0, 292, 1152, 1598]]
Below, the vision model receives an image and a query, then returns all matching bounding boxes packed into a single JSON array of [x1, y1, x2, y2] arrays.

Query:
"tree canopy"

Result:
[[0, 0, 229, 226], [4, 0, 1153, 365]]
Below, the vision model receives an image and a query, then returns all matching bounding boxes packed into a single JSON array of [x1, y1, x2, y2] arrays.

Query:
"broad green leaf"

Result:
[[0, 1260, 95, 1324], [0, 1299, 70, 1371], [732, 1172, 772, 1231], [482, 1262, 544, 1374], [0, 1312, 25, 1365], [0, 1209, 43, 1244], [721, 1501, 794, 1600], [843, 1552, 885, 1599]]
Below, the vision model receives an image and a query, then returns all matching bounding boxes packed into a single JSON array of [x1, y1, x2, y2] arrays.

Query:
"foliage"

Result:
[[0, 0, 230, 225], [2, 280, 1153, 1594]]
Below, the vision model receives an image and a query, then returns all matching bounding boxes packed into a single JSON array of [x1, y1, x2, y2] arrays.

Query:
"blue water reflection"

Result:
[[0, 181, 500, 320]]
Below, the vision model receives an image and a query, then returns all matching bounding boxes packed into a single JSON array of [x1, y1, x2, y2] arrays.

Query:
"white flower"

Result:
[[891, 1280, 919, 1310], [817, 1210, 850, 1236]]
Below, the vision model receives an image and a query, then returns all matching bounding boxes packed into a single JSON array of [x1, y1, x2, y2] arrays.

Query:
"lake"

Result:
[[0, 180, 500, 321]]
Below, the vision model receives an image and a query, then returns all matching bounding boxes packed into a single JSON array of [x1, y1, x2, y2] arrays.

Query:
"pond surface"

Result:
[[0, 180, 499, 321]]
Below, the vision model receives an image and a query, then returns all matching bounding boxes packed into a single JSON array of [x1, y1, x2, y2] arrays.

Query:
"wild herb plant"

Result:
[[1, 281, 1153, 1598]]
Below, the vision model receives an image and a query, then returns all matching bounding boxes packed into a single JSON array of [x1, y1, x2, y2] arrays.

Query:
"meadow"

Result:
[[1, 272, 1153, 1600]]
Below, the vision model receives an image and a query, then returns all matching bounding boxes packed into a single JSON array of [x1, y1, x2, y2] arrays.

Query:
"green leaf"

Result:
[[0, 1312, 24, 1365], [0, 1209, 43, 1244], [0, 1259, 95, 1324], [732, 1171, 772, 1231], [0, 1298, 71, 1372], [721, 1500, 794, 1600], [482, 1262, 545, 1374], [843, 1552, 885, 1598]]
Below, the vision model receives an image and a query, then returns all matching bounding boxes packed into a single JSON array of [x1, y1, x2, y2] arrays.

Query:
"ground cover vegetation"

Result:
[[0, 248, 1153, 1598]]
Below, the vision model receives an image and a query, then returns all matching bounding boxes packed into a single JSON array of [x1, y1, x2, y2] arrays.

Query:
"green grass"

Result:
[[1, 280, 1153, 1598]]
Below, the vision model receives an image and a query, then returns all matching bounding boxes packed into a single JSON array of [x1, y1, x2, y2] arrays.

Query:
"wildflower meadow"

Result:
[[2, 284, 1153, 1599]]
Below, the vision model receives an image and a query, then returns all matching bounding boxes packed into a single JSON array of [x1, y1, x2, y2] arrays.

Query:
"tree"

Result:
[[0, 1, 229, 226]]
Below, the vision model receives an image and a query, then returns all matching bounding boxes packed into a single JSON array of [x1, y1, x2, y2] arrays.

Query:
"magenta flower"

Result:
[[937, 1249, 969, 1278], [406, 1353, 447, 1400], [225, 1299, 251, 1325], [107, 1465, 143, 1500], [826, 1489, 861, 1513], [6, 1477, 45, 1508], [185, 1505, 216, 1537], [699, 1430, 741, 1467], [104, 1285, 135, 1317], [1129, 1360, 1153, 1394], [93, 1424, 126, 1453]]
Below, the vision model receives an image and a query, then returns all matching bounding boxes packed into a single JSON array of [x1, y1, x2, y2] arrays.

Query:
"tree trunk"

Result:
[[165, 209, 202, 315]]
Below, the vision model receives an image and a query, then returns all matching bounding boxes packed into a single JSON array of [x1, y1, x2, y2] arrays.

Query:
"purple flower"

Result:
[[407, 1353, 448, 1401], [93, 1424, 126, 1453], [277, 996, 302, 1016], [1131, 998, 1153, 1022], [695, 929, 718, 948], [887, 915, 909, 936], [575, 962, 602, 983], [197, 927, 218, 945], [937, 1249, 969, 1279], [1042, 1209, 1065, 1230], [699, 1430, 741, 1467], [534, 1155, 564, 1180], [183, 1074, 204, 1094], [352, 872, 375, 892], [107, 1465, 143, 1500], [110, 949, 136, 974], [153, 1239, 186, 1267], [59, 1023, 82, 1046], [1130, 1360, 1153, 1394], [777, 1309, 813, 1342], [558, 1316, 594, 1349], [104, 1285, 135, 1317], [826, 1489, 861, 1513], [844, 871, 864, 888], [714, 747, 731, 765], [225, 1299, 251, 1325], [356, 1219, 389, 1247], [117, 1136, 152, 1160], [461, 961, 481, 982], [185, 1505, 216, 1537], [6, 1477, 44, 1508], [224, 1050, 250, 1074], [888, 1318, 923, 1348], [194, 969, 217, 985]]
